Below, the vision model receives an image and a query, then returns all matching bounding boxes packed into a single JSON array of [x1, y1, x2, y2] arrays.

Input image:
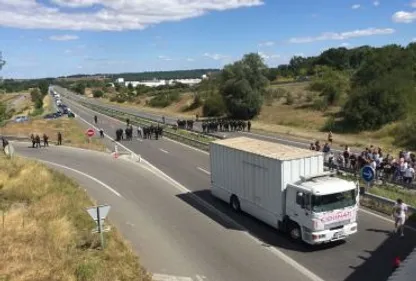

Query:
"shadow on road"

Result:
[[176, 189, 344, 253], [177, 189, 416, 281], [344, 227, 416, 281]]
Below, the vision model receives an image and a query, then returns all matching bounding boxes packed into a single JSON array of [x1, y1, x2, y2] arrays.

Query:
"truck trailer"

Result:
[[209, 137, 359, 245]]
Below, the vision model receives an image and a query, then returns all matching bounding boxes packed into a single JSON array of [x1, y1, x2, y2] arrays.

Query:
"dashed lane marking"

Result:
[[197, 167, 211, 175]]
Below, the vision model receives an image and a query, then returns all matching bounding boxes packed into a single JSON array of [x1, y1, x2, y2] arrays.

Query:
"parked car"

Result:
[[15, 116, 29, 123]]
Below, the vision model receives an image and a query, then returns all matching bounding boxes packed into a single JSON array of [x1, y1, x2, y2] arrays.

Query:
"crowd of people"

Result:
[[30, 132, 62, 148], [201, 119, 251, 134], [309, 132, 416, 185], [114, 117, 164, 141]]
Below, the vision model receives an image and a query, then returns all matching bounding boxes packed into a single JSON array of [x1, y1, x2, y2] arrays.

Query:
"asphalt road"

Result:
[[55, 88, 416, 281], [12, 142, 314, 281]]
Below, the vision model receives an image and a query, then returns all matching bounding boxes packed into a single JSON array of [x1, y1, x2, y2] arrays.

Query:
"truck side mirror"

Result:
[[296, 192, 305, 209]]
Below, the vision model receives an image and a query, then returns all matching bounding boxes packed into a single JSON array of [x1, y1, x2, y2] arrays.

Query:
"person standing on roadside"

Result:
[[57, 132, 62, 145], [392, 198, 408, 237], [94, 115, 98, 124]]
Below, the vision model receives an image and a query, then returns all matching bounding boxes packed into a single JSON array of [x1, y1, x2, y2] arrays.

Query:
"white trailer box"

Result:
[[210, 137, 358, 244], [210, 137, 324, 227]]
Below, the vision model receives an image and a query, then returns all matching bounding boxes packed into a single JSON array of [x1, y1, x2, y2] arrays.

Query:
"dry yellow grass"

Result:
[[0, 155, 152, 281], [0, 117, 106, 152]]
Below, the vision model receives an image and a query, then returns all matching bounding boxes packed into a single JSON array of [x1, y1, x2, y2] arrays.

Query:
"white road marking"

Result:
[[197, 167, 211, 175], [152, 273, 193, 281], [137, 138, 143, 142], [33, 159, 123, 198], [160, 148, 169, 154], [195, 275, 206, 281], [61, 91, 326, 281], [165, 137, 209, 155]]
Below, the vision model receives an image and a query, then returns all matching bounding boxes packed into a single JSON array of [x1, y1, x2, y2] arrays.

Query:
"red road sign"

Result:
[[86, 128, 95, 137]]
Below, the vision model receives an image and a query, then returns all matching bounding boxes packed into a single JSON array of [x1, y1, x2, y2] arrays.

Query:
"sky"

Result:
[[0, 0, 415, 79]]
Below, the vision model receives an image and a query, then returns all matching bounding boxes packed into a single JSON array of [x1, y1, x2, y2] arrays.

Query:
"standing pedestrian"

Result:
[[392, 198, 408, 237], [43, 134, 49, 147], [57, 132, 62, 145], [94, 115, 98, 124]]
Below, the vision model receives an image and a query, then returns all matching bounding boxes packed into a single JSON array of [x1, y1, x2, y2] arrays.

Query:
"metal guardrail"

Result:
[[361, 192, 416, 213]]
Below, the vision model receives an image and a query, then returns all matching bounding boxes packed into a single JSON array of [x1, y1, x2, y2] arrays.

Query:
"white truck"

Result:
[[210, 137, 359, 245]]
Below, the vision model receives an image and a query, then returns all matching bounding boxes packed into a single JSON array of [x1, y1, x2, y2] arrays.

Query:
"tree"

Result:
[[74, 83, 86, 95], [342, 45, 414, 131], [92, 89, 104, 98], [0, 102, 6, 122], [127, 83, 134, 91], [30, 88, 43, 109], [309, 66, 350, 107], [38, 80, 49, 96], [219, 53, 269, 119]]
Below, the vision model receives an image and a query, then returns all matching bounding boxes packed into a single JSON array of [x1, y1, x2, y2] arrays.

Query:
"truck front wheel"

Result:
[[230, 195, 241, 212], [289, 223, 302, 241]]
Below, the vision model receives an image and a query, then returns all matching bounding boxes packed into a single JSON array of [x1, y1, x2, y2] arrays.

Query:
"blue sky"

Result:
[[0, 0, 415, 79]]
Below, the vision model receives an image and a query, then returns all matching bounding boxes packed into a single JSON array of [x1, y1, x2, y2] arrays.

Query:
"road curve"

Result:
[[56, 89, 416, 281], [12, 142, 315, 281]]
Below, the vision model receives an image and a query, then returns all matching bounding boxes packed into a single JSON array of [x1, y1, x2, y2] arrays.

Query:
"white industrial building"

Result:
[[120, 77, 203, 88]]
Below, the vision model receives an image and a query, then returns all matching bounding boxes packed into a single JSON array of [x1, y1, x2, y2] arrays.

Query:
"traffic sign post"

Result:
[[86, 205, 111, 249], [86, 128, 95, 144], [361, 165, 375, 191]]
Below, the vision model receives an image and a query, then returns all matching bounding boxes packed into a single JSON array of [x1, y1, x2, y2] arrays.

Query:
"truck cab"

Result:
[[285, 174, 359, 244]]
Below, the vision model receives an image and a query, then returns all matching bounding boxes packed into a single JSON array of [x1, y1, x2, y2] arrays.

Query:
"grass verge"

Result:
[[0, 117, 106, 152], [0, 155, 151, 281]]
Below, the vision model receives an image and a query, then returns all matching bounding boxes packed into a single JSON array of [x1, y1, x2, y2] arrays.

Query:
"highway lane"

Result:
[[12, 142, 314, 281], [59, 92, 416, 281]]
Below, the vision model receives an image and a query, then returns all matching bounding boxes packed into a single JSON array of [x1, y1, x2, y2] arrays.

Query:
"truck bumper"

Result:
[[304, 222, 358, 245]]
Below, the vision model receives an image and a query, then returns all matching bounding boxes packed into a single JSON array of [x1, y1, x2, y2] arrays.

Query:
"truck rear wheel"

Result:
[[289, 223, 302, 241], [230, 195, 241, 212]]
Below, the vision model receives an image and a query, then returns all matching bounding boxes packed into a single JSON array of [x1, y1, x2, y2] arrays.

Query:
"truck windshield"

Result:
[[311, 190, 356, 213]]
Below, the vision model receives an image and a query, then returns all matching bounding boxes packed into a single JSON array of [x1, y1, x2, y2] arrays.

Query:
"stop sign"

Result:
[[86, 128, 95, 137]]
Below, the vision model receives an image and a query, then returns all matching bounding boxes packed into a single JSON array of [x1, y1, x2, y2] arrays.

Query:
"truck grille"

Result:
[[325, 219, 350, 230]]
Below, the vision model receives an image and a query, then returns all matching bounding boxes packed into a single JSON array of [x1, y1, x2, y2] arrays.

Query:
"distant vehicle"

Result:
[[67, 112, 75, 118], [210, 137, 359, 245], [15, 116, 29, 123]]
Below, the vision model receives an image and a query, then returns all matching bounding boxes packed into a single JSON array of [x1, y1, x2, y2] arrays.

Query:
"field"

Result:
[[0, 117, 106, 151], [1, 94, 106, 151], [98, 82, 399, 153], [0, 155, 151, 281]]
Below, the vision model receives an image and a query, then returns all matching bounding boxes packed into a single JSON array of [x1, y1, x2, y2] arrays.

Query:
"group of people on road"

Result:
[[30, 132, 62, 148], [200, 119, 251, 134]]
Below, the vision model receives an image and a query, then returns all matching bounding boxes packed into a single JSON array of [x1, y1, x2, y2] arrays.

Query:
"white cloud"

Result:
[[258, 41, 275, 47], [186, 58, 195, 62], [158, 55, 172, 61], [373, 1, 380, 6], [203, 53, 228, 60], [351, 4, 361, 9], [288, 27, 395, 43], [411, 1, 416, 8], [49, 34, 79, 41], [392, 11, 416, 23], [258, 52, 280, 60], [340, 42, 350, 47], [0, 0, 264, 31]]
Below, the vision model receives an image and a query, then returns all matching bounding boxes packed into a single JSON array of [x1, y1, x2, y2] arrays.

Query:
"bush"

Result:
[[394, 116, 416, 150], [92, 90, 104, 98], [312, 98, 328, 111], [202, 94, 226, 117], [183, 94, 203, 112], [285, 92, 294, 105], [148, 92, 180, 108]]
